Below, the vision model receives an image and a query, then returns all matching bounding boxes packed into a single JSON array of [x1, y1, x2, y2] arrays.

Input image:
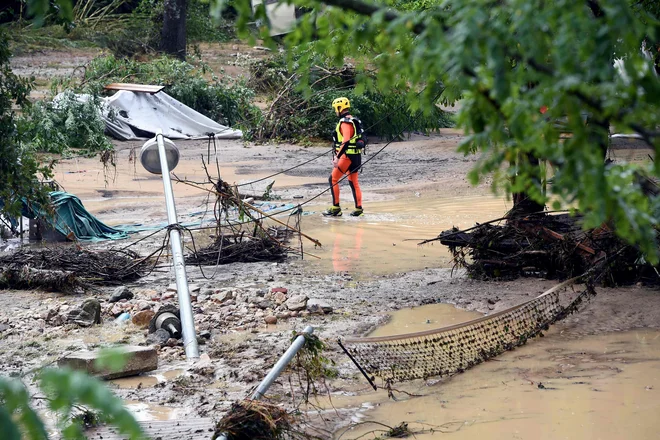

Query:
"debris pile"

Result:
[[213, 400, 294, 440], [435, 213, 648, 285], [0, 247, 149, 292]]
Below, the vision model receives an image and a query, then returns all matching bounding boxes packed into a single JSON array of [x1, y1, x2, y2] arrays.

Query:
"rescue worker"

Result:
[[322, 97, 365, 217]]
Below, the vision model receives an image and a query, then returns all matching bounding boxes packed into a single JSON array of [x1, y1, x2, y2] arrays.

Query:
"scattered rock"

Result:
[[264, 315, 278, 325], [109, 286, 133, 303], [276, 312, 290, 320], [161, 292, 176, 301], [257, 299, 274, 310], [285, 294, 308, 312], [255, 289, 267, 297], [137, 300, 151, 311], [132, 310, 155, 329], [199, 330, 212, 339], [168, 283, 200, 293], [0, 323, 9, 333], [487, 298, 499, 305], [274, 292, 287, 305], [212, 290, 233, 303], [271, 287, 288, 294], [166, 338, 180, 347], [110, 303, 124, 317], [146, 328, 170, 346], [307, 299, 333, 314], [301, 311, 311, 317], [67, 299, 102, 327], [290, 311, 299, 318]]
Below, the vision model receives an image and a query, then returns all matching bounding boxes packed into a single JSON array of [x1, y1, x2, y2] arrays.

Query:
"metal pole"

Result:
[[252, 325, 314, 400], [216, 325, 314, 440], [156, 132, 199, 359]]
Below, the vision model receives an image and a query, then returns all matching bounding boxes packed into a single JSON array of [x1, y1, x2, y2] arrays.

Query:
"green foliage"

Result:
[[61, 54, 259, 128], [0, 29, 53, 221], [19, 91, 114, 157], [250, 53, 453, 141], [224, 0, 660, 261], [0, 350, 144, 440]]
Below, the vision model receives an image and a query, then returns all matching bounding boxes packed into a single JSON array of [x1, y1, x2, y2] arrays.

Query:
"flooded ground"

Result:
[[3, 124, 660, 438], [332, 305, 660, 439]]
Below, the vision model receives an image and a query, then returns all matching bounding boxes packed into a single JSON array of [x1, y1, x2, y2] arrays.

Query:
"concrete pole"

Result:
[[156, 132, 199, 359]]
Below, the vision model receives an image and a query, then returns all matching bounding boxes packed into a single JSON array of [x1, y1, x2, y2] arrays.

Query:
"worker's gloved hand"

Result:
[[332, 156, 339, 168]]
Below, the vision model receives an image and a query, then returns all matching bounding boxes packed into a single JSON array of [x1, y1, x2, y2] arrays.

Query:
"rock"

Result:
[[161, 291, 176, 301], [58, 346, 157, 379], [285, 294, 308, 312], [257, 299, 274, 310], [276, 312, 290, 320], [109, 286, 133, 303], [254, 311, 265, 319], [212, 290, 233, 303], [132, 310, 155, 329], [67, 299, 102, 327], [307, 299, 333, 314], [200, 288, 214, 297], [255, 289, 267, 297], [110, 303, 124, 317], [487, 298, 498, 305], [137, 300, 151, 311], [168, 283, 200, 293], [301, 311, 311, 317], [147, 328, 171, 346], [199, 330, 212, 340], [264, 315, 278, 325], [166, 338, 179, 347], [0, 323, 9, 333], [274, 291, 287, 305], [290, 311, 299, 318], [271, 287, 288, 294]]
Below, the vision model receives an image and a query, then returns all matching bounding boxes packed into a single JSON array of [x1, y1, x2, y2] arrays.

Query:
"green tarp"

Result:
[[24, 191, 127, 241]]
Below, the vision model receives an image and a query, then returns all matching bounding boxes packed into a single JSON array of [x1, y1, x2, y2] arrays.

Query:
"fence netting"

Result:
[[340, 279, 594, 384]]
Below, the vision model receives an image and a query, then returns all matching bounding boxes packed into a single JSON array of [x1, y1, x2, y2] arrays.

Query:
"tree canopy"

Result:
[[220, 0, 660, 260]]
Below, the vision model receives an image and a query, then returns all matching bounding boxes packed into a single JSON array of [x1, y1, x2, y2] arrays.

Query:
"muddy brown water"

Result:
[[299, 193, 510, 277], [330, 304, 660, 439]]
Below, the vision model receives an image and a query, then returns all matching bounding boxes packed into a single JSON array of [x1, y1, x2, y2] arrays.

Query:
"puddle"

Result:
[[110, 369, 184, 389], [368, 303, 482, 338], [298, 193, 509, 277], [333, 329, 660, 439], [123, 400, 177, 421]]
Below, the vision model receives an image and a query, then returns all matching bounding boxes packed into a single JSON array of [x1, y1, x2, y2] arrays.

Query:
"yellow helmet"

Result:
[[332, 97, 351, 114]]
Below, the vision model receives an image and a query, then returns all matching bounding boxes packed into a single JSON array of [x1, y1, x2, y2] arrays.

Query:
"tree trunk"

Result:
[[161, 0, 187, 60], [509, 153, 546, 218]]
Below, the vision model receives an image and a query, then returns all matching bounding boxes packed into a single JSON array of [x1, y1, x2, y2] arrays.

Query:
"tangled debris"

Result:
[[0, 266, 81, 293], [186, 232, 288, 265], [434, 213, 649, 285], [0, 247, 148, 291], [213, 400, 295, 440]]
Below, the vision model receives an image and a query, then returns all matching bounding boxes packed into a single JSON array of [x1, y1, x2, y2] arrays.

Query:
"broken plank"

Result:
[[86, 418, 215, 440]]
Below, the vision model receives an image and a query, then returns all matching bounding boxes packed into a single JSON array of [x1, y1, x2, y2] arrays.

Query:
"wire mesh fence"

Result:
[[340, 278, 595, 384]]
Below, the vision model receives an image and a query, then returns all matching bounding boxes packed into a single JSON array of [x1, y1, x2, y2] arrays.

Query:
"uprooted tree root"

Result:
[[0, 247, 149, 290], [435, 213, 651, 285], [213, 400, 295, 440]]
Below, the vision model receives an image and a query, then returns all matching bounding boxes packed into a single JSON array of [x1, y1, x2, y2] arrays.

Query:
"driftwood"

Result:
[[0, 266, 81, 293]]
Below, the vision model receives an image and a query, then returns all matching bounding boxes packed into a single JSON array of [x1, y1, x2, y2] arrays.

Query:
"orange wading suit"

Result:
[[324, 97, 365, 217]]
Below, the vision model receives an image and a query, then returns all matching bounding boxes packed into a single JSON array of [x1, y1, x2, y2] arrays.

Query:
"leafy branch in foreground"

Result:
[[0, 349, 144, 440]]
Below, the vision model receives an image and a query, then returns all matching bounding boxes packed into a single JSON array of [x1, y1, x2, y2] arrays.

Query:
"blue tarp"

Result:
[[24, 191, 128, 241]]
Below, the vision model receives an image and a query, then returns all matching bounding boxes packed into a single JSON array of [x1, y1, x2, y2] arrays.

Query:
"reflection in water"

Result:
[[331, 223, 364, 273]]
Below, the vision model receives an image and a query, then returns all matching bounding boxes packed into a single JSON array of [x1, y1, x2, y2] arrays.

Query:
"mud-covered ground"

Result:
[[4, 43, 660, 438]]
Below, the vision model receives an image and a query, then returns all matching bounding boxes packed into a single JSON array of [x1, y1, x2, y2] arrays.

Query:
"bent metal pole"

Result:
[[216, 326, 314, 440], [156, 132, 199, 359]]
